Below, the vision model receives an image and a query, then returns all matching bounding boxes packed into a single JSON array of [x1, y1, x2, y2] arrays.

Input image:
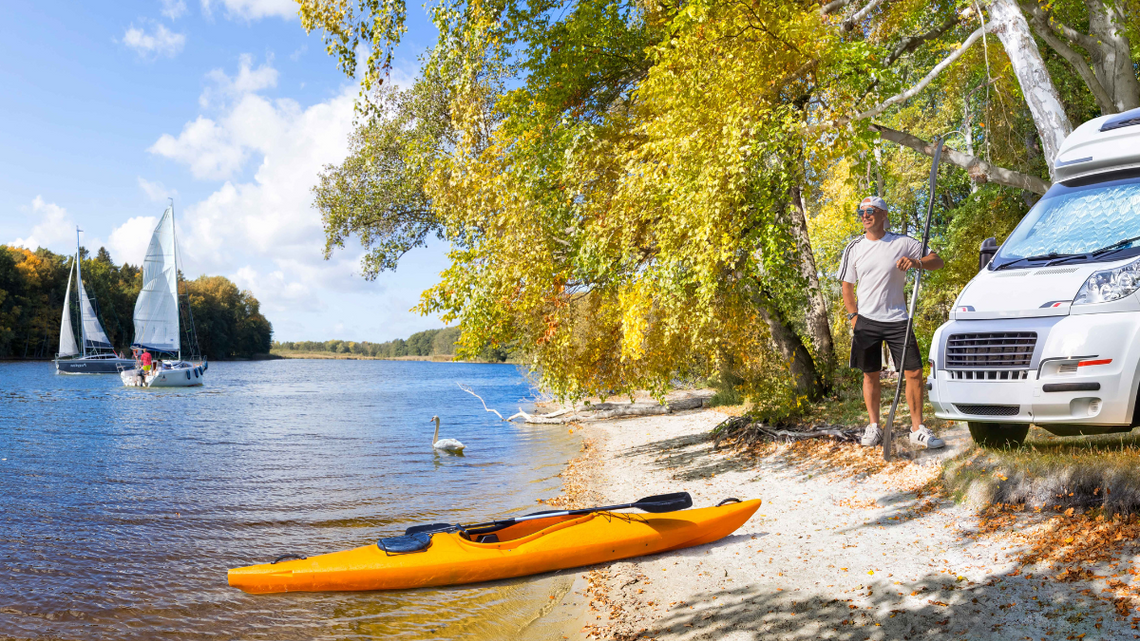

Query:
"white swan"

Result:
[[430, 416, 466, 453]]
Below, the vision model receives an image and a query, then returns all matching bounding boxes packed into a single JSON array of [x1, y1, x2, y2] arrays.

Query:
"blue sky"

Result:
[[1, 0, 448, 342]]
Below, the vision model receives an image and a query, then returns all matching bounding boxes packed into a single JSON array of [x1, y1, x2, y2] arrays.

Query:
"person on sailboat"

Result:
[[141, 350, 153, 374]]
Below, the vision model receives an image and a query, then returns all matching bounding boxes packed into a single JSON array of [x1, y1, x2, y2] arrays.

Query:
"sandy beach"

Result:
[[539, 408, 1140, 640]]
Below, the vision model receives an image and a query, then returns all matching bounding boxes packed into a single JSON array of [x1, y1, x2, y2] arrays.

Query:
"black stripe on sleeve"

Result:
[[837, 236, 862, 282]]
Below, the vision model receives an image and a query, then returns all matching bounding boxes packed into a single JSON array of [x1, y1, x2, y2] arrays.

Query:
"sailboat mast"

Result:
[[170, 199, 182, 362], [75, 227, 86, 358]]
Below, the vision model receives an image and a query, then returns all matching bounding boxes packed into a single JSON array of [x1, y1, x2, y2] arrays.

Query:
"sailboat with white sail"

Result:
[[120, 203, 208, 388], [55, 228, 135, 374]]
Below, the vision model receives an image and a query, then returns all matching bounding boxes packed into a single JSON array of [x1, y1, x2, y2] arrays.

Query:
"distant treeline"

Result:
[[273, 327, 510, 362], [0, 245, 273, 360]]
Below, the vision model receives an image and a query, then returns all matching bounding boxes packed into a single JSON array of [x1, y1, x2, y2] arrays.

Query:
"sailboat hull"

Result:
[[121, 362, 207, 387], [56, 356, 136, 374]]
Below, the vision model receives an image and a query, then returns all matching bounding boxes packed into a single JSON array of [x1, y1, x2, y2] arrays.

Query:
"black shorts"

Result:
[[850, 316, 922, 373]]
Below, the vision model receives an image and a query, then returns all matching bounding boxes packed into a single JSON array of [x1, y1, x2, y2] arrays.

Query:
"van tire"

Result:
[[967, 422, 1029, 448]]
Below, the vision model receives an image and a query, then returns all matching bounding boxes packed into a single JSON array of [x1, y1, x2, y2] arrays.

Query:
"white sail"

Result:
[[132, 207, 180, 353], [58, 258, 79, 357], [77, 275, 113, 350]]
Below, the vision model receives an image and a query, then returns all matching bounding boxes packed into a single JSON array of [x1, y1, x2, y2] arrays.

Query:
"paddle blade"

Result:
[[632, 492, 692, 513]]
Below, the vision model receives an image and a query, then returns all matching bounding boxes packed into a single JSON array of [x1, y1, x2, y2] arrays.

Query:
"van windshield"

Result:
[[991, 171, 1140, 269]]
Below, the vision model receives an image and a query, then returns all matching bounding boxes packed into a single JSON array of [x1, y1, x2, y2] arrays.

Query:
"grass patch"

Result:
[[944, 426, 1140, 514], [707, 387, 744, 407]]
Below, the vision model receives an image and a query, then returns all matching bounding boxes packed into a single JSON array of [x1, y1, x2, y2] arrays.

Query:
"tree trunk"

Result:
[[788, 186, 835, 381], [1085, 0, 1140, 112], [753, 289, 823, 400], [1020, 0, 1140, 114], [985, 0, 1073, 179]]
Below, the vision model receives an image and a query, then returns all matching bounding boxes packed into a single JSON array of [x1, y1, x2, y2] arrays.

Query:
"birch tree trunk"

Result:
[[985, 0, 1073, 179], [789, 186, 835, 380]]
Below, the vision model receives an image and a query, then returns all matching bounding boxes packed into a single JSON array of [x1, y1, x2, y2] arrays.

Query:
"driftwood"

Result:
[[508, 408, 573, 424], [712, 415, 859, 449], [457, 383, 506, 420], [509, 392, 714, 424]]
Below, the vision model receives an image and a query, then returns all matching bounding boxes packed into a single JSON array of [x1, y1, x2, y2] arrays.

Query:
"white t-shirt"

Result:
[[837, 232, 930, 322]]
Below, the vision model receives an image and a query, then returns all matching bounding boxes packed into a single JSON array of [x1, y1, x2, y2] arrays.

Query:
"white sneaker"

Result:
[[860, 423, 882, 447], [909, 425, 945, 449]]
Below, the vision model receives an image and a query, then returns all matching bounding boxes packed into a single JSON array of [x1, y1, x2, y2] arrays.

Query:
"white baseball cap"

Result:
[[859, 196, 889, 212]]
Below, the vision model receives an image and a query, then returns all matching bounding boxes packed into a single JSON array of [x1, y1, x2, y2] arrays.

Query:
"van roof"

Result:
[[1055, 107, 1140, 183]]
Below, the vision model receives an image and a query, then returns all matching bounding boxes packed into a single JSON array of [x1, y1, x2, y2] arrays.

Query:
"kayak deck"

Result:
[[229, 498, 761, 593]]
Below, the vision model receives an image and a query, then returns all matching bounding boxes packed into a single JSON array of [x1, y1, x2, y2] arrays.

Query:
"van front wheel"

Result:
[[967, 422, 1029, 448]]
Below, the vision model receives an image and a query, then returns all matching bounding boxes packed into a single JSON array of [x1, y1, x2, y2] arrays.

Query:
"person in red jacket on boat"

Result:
[[140, 350, 153, 375]]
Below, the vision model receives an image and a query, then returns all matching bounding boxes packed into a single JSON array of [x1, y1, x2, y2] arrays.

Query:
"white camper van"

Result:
[[929, 107, 1140, 447]]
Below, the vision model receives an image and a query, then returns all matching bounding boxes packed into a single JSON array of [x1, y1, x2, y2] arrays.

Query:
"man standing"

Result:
[[838, 196, 945, 449]]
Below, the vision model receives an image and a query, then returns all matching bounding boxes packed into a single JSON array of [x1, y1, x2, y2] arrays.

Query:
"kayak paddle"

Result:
[[404, 492, 693, 537]]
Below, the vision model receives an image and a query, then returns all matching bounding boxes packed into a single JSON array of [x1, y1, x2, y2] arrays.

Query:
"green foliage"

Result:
[[183, 275, 274, 359], [313, 81, 452, 278], [305, 0, 1140, 408], [272, 326, 502, 359]]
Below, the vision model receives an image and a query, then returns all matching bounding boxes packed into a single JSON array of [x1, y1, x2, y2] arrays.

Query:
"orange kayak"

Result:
[[229, 498, 760, 593]]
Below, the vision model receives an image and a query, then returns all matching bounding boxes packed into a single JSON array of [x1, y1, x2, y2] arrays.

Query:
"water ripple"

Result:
[[0, 360, 576, 640]]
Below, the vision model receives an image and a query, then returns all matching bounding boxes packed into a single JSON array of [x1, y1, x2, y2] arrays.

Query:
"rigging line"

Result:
[[975, 1, 992, 163]]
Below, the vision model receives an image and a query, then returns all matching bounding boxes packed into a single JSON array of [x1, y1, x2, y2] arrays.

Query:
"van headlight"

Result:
[[1074, 257, 1140, 304]]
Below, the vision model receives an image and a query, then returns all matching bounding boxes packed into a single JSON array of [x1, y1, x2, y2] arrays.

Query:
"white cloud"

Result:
[[148, 57, 449, 340], [200, 0, 296, 20], [161, 0, 188, 19], [11, 196, 75, 251], [149, 116, 248, 179], [108, 216, 160, 267], [199, 53, 278, 108], [122, 22, 186, 59], [138, 177, 178, 202], [150, 60, 365, 319]]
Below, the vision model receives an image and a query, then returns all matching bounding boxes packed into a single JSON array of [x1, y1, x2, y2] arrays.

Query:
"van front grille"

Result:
[[946, 332, 1037, 369], [954, 404, 1021, 416], [947, 370, 1030, 381]]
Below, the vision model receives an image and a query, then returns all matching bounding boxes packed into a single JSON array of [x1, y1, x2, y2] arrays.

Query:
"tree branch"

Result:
[[1018, 0, 1114, 112], [1017, 0, 1101, 52], [869, 123, 1051, 194], [883, 15, 962, 67], [852, 26, 986, 122], [843, 0, 888, 31], [820, 0, 854, 16]]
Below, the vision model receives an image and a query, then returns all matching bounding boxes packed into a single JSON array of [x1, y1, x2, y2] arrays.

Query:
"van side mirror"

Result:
[[979, 237, 998, 271]]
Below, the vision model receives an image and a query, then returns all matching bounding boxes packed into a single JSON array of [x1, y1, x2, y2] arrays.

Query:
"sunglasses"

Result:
[[856, 207, 881, 219]]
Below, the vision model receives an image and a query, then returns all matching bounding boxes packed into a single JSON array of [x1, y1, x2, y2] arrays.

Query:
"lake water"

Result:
[[0, 360, 580, 640]]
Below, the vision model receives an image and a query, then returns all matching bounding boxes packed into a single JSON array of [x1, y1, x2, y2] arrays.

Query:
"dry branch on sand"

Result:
[[711, 414, 860, 449]]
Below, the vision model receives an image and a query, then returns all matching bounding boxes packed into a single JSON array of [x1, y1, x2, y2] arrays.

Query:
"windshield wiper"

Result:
[[994, 253, 1075, 270], [1092, 235, 1140, 256], [1040, 236, 1140, 267]]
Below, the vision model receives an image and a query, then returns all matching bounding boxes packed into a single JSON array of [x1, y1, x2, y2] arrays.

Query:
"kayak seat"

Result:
[[475, 534, 499, 543], [378, 532, 433, 555]]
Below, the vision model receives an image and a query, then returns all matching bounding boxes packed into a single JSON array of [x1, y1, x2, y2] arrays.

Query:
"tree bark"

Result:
[[753, 289, 823, 400], [1086, 0, 1140, 112], [870, 123, 1052, 194], [984, 0, 1073, 179], [788, 186, 835, 380], [1020, 0, 1140, 114]]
